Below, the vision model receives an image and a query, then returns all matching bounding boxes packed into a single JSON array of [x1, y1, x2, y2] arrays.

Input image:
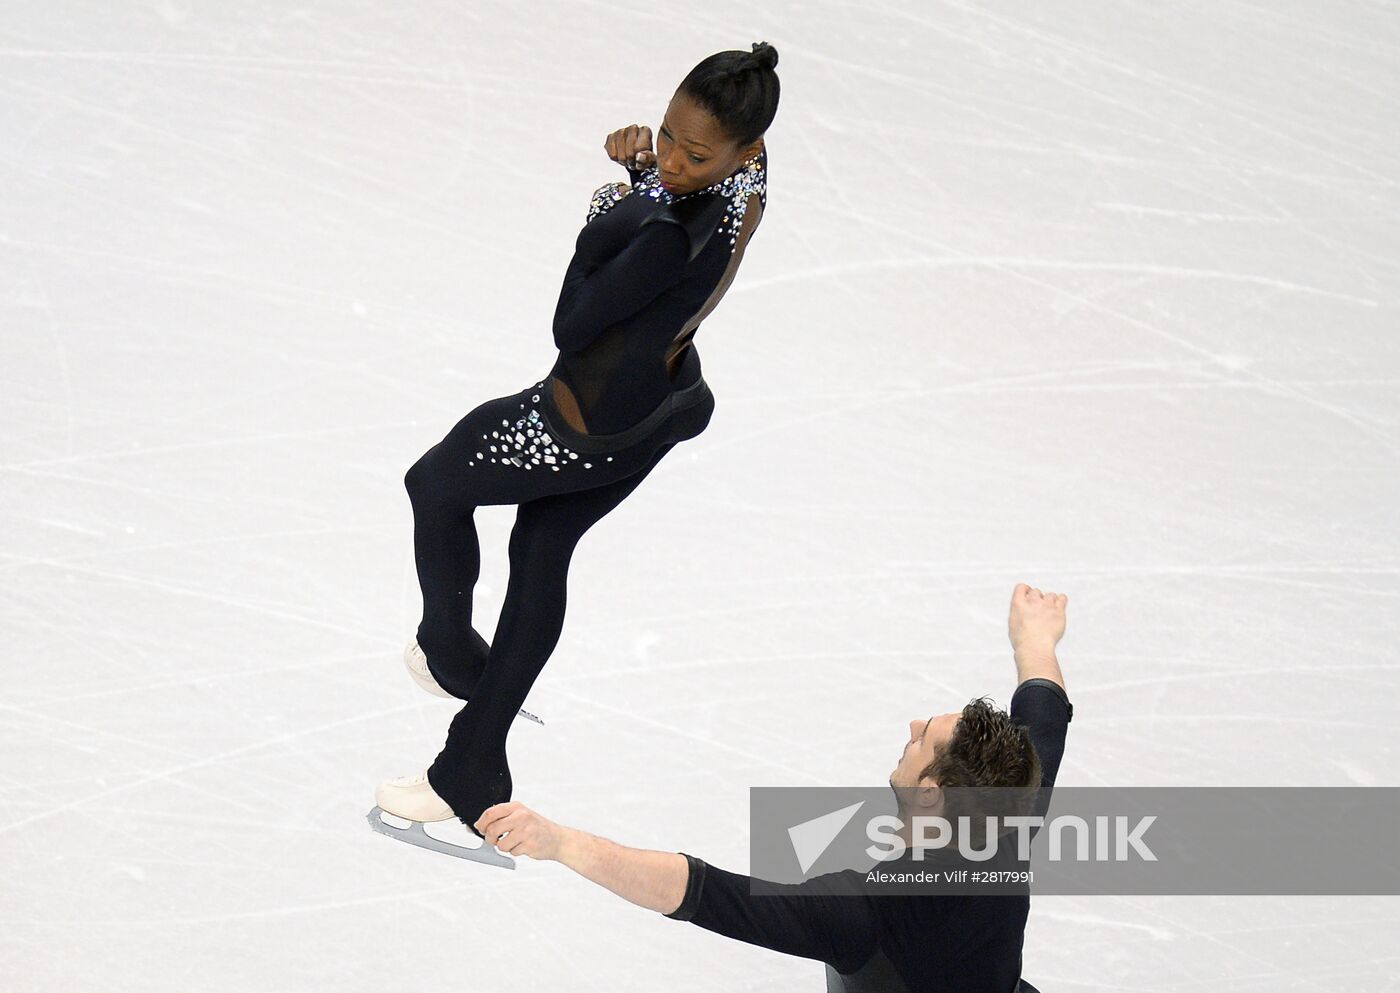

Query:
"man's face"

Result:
[[890, 711, 960, 789]]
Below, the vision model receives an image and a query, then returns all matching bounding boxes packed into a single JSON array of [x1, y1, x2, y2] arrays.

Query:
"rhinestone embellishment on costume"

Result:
[[586, 182, 631, 224], [470, 382, 592, 471], [634, 148, 766, 253], [582, 148, 768, 254]]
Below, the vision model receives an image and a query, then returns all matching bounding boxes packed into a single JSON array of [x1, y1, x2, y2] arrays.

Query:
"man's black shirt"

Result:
[[665, 679, 1073, 992]]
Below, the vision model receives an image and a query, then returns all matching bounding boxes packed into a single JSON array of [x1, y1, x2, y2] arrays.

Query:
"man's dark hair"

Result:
[[678, 41, 780, 148], [924, 697, 1042, 791], [921, 698, 1043, 845]]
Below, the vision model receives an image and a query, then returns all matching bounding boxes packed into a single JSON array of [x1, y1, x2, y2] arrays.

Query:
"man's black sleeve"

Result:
[[1010, 677, 1073, 790], [665, 854, 877, 975]]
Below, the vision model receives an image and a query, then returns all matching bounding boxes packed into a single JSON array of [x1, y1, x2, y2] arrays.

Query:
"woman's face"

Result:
[[654, 91, 762, 196]]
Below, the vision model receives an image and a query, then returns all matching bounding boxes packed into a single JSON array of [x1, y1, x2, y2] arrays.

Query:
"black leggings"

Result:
[[405, 377, 712, 834]]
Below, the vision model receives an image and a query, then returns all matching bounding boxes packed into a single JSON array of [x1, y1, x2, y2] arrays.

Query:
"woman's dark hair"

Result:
[[677, 41, 780, 148]]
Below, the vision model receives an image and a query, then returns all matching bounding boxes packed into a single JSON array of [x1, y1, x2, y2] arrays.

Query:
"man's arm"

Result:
[[473, 803, 876, 972], [1008, 583, 1067, 692], [558, 826, 690, 914], [1005, 583, 1073, 797], [663, 858, 876, 973], [474, 802, 686, 913]]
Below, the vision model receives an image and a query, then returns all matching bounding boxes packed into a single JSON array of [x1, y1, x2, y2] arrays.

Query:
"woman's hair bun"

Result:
[[749, 41, 779, 71], [679, 44, 781, 145]]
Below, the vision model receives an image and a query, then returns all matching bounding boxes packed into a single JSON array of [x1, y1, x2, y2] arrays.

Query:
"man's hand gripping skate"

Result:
[[475, 801, 565, 861]]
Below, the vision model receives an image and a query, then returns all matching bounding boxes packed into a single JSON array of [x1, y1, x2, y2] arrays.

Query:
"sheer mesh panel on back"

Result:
[[666, 190, 764, 379]]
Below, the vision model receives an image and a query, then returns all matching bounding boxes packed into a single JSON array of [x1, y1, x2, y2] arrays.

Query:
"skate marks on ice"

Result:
[[366, 806, 516, 870]]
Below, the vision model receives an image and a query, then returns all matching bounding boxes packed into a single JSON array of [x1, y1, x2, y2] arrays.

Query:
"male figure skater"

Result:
[[475, 583, 1073, 992]]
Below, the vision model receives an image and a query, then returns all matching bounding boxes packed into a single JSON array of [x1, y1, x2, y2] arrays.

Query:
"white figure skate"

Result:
[[403, 639, 543, 726], [366, 771, 515, 869]]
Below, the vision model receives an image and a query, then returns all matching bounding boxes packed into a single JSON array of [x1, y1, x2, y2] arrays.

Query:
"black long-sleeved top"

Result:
[[546, 149, 768, 436], [666, 679, 1073, 993]]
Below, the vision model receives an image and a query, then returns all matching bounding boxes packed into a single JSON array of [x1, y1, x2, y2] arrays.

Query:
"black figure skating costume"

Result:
[[405, 148, 769, 834]]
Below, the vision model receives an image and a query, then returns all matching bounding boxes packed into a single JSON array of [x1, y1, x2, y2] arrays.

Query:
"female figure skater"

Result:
[[370, 42, 780, 859]]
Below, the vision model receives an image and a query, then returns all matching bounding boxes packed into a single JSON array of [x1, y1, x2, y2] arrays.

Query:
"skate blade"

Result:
[[517, 706, 544, 727], [365, 806, 516, 870]]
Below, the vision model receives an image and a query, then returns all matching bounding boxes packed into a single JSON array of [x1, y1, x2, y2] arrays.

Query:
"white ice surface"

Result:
[[3, 2, 1399, 990]]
